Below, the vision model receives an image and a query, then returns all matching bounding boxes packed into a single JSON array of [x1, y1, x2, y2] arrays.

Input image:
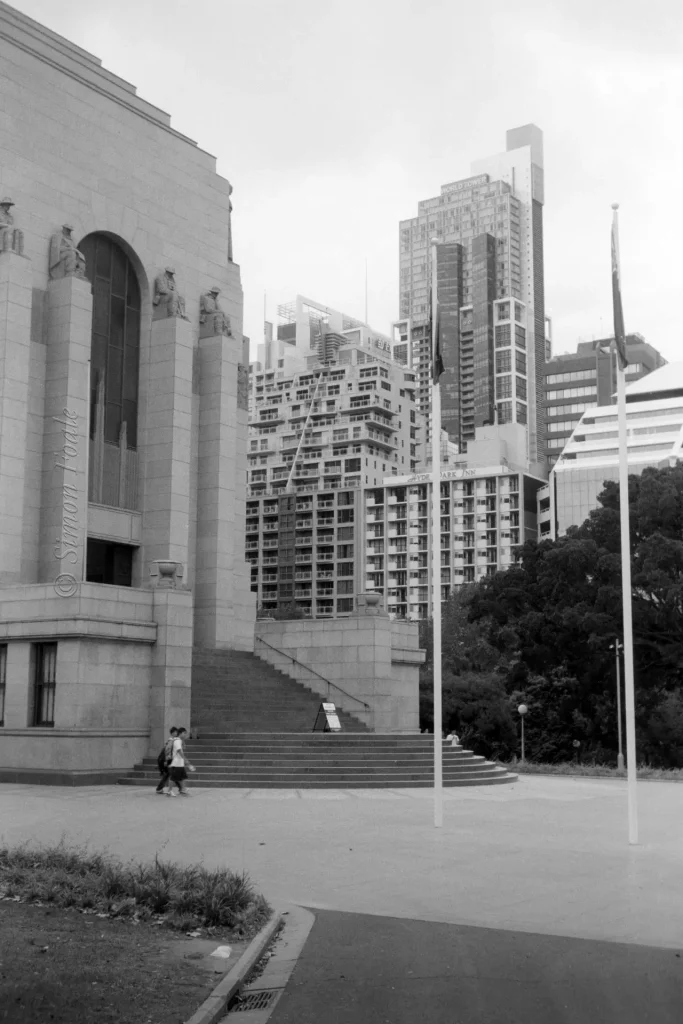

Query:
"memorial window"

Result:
[[80, 234, 141, 448]]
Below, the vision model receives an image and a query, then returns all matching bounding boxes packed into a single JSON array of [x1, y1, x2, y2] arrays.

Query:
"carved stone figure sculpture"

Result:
[[153, 266, 187, 320], [199, 286, 232, 337], [49, 225, 86, 279], [0, 197, 24, 255]]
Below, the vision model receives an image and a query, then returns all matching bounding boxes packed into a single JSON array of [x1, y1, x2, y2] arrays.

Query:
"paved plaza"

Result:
[[1, 775, 682, 952]]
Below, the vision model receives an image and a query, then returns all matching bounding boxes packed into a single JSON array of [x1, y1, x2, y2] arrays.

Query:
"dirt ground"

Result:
[[0, 901, 248, 1024]]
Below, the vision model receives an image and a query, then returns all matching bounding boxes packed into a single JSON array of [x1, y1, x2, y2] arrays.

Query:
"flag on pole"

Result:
[[429, 287, 444, 384], [611, 207, 628, 371]]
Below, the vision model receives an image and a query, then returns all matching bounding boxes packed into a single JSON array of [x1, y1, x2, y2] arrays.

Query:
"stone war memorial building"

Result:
[[0, 2, 255, 780], [0, 3, 446, 790]]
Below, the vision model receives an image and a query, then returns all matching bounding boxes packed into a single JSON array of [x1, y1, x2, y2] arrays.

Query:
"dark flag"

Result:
[[429, 288, 444, 384], [611, 206, 628, 371]]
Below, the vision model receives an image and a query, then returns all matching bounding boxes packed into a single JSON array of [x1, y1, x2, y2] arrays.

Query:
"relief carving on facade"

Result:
[[0, 198, 25, 255], [237, 363, 249, 411], [199, 286, 232, 338], [153, 266, 187, 320], [49, 225, 86, 279]]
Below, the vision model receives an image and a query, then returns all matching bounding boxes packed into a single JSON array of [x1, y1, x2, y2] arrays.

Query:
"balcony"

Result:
[[295, 535, 313, 546], [245, 541, 259, 551], [317, 570, 334, 580], [262, 539, 279, 549], [295, 518, 313, 528], [262, 556, 278, 566], [295, 553, 313, 563], [295, 589, 312, 599], [295, 572, 312, 581], [262, 523, 279, 533], [317, 500, 334, 508]]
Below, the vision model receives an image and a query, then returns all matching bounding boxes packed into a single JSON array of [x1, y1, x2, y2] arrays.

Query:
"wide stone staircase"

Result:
[[119, 648, 516, 788]]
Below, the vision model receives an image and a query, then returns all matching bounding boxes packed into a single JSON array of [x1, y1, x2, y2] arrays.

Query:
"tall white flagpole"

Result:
[[612, 203, 638, 845], [430, 237, 443, 828]]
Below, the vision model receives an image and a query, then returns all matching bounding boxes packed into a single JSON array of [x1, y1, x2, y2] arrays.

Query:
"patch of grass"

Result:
[[500, 760, 683, 781], [0, 841, 272, 938]]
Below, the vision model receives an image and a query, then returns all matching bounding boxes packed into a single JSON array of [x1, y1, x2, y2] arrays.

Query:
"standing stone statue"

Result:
[[0, 198, 24, 255], [153, 266, 187, 319], [199, 286, 232, 337], [49, 225, 86, 279]]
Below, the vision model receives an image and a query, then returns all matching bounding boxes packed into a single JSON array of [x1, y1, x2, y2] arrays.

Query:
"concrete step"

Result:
[[120, 772, 516, 788], [135, 753, 491, 770], [191, 647, 369, 735], [122, 732, 515, 788]]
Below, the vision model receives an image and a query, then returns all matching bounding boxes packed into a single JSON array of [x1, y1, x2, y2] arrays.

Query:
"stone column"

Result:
[[194, 332, 255, 649], [149, 580, 193, 754], [138, 315, 194, 579], [2, 642, 32, 728], [0, 250, 33, 583], [38, 275, 92, 586]]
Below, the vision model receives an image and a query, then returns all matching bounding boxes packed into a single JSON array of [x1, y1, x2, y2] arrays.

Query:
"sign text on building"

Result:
[[441, 174, 490, 196]]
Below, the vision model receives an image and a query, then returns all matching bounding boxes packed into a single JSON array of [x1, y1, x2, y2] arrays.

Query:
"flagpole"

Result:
[[612, 203, 638, 845], [430, 237, 443, 828]]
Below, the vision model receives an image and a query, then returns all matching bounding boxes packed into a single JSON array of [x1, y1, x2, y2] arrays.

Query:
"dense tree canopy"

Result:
[[420, 465, 683, 767]]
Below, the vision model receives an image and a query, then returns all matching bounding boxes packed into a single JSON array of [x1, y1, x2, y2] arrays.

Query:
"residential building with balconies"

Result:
[[246, 328, 424, 618]]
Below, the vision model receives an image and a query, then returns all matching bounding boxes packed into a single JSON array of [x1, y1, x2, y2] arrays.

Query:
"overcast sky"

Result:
[[13, 0, 683, 362]]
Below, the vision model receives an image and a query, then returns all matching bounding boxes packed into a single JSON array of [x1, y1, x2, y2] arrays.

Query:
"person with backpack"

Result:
[[167, 727, 195, 797], [155, 726, 177, 794]]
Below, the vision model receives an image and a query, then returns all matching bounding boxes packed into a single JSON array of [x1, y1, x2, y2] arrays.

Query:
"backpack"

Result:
[[157, 737, 174, 771]]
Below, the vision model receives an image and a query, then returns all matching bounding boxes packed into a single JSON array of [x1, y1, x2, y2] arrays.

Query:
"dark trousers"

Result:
[[156, 768, 170, 791]]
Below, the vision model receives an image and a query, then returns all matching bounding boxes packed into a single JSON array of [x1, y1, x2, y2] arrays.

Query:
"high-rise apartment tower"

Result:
[[396, 125, 545, 464]]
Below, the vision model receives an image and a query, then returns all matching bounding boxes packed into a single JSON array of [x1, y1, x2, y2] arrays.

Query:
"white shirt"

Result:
[[170, 737, 185, 768]]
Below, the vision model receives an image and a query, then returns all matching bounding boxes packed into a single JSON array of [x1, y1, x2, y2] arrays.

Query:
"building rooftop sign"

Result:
[[386, 465, 511, 486], [440, 174, 490, 196]]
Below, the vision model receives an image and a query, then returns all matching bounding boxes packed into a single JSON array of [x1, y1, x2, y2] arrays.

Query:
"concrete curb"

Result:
[[184, 910, 284, 1024], [509, 770, 683, 783]]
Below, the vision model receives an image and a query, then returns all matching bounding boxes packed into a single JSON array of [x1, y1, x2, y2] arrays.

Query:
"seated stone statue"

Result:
[[153, 266, 187, 319], [0, 197, 24, 255], [199, 287, 232, 337], [49, 225, 86, 279]]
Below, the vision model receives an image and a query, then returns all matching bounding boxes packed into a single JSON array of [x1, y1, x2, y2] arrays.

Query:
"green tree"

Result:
[[420, 669, 517, 761], [468, 465, 683, 766]]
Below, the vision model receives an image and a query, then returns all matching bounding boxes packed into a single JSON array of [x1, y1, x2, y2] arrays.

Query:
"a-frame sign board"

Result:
[[313, 701, 342, 732]]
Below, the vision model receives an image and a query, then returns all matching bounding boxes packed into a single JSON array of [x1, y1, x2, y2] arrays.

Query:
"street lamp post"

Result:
[[610, 639, 625, 771], [518, 704, 528, 762]]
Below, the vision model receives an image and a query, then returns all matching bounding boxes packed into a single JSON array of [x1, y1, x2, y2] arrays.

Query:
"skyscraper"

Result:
[[396, 125, 545, 464]]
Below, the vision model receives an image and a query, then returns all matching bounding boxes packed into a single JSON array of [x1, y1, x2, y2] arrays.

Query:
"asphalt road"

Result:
[[269, 908, 683, 1024]]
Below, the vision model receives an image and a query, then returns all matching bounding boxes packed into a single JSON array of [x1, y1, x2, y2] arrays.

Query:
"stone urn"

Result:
[[151, 559, 183, 589], [357, 592, 385, 616]]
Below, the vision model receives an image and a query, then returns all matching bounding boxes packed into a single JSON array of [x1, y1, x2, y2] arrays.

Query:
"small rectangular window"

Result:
[[32, 642, 57, 727]]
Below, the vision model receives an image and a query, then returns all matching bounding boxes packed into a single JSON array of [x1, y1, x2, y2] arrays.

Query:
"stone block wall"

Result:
[[0, 581, 192, 777], [254, 610, 425, 733]]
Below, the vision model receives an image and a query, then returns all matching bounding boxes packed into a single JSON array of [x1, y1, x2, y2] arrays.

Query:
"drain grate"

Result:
[[229, 989, 278, 1013]]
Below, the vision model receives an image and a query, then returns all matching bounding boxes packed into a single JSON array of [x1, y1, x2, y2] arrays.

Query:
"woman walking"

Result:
[[167, 727, 195, 797]]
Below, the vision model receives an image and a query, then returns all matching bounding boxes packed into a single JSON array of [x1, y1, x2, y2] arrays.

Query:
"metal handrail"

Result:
[[254, 635, 371, 716]]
